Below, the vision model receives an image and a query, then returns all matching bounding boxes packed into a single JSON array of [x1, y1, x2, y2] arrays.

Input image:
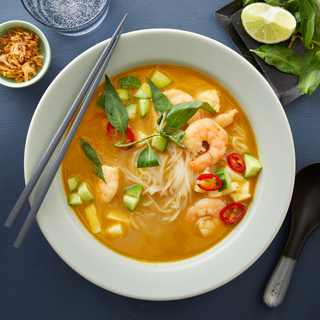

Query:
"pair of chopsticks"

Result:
[[4, 14, 128, 249]]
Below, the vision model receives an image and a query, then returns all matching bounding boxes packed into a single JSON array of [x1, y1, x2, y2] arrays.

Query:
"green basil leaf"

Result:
[[243, 0, 255, 7], [298, 68, 320, 94], [251, 45, 302, 75], [137, 143, 161, 168], [301, 50, 320, 74], [299, 44, 320, 94], [147, 78, 172, 114], [96, 93, 105, 108], [264, 0, 282, 6], [120, 76, 141, 88], [104, 74, 128, 138], [162, 126, 186, 147], [166, 101, 214, 128], [300, 0, 316, 49], [80, 138, 106, 183], [282, 0, 300, 16], [314, 0, 320, 35]]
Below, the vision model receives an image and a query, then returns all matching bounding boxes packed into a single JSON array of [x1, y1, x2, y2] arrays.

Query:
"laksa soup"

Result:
[[62, 65, 262, 262]]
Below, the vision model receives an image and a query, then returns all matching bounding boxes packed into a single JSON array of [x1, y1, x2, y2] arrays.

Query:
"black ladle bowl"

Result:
[[263, 161, 320, 308]]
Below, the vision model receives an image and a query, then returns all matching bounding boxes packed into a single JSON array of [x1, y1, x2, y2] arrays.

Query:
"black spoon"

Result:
[[263, 161, 320, 308]]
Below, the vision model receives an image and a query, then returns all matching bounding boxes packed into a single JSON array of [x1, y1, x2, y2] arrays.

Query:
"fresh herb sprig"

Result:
[[243, 0, 320, 95], [104, 75, 215, 168]]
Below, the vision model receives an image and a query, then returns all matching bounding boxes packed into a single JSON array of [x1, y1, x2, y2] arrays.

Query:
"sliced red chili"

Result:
[[107, 122, 135, 143], [220, 203, 246, 224], [196, 173, 223, 191], [227, 153, 246, 172]]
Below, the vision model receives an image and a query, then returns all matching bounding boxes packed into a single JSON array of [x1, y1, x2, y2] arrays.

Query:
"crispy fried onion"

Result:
[[0, 28, 44, 82]]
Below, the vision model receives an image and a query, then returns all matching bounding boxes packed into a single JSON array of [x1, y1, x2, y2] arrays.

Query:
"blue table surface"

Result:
[[1, 1, 320, 319]]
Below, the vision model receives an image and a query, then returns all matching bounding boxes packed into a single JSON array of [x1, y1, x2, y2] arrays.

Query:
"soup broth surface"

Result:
[[62, 65, 259, 262]]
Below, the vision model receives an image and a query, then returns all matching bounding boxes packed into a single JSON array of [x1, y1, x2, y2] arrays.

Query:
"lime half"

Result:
[[241, 3, 296, 44]]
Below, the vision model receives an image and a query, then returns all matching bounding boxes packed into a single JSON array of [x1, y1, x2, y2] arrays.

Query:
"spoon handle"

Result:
[[262, 255, 297, 308]]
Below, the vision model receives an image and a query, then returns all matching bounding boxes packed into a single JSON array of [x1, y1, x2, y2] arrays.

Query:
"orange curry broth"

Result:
[[62, 65, 259, 262]]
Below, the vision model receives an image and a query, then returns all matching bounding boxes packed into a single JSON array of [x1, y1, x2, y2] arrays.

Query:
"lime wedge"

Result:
[[241, 3, 296, 44]]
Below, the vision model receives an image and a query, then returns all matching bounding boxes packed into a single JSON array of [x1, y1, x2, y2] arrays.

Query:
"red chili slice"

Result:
[[227, 153, 246, 172], [196, 173, 223, 191], [219, 203, 246, 224], [107, 122, 135, 143]]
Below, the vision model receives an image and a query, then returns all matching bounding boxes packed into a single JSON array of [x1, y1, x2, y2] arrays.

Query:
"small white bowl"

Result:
[[0, 20, 51, 88]]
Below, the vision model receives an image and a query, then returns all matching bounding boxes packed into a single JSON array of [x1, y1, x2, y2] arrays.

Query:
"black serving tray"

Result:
[[214, 0, 303, 107]]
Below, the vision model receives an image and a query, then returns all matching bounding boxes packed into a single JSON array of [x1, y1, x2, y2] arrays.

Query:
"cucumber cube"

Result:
[[123, 194, 140, 211], [243, 153, 262, 179], [126, 102, 138, 120], [78, 182, 94, 202], [134, 83, 152, 99], [68, 176, 79, 192], [139, 99, 150, 117], [150, 70, 173, 88], [124, 185, 143, 198], [116, 89, 130, 100], [68, 193, 83, 206], [151, 136, 168, 152]]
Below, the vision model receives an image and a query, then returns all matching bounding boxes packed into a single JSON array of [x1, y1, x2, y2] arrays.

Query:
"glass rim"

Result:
[[20, 0, 109, 32]]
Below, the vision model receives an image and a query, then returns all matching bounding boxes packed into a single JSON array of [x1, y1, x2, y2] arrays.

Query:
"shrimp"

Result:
[[163, 89, 200, 124], [98, 165, 120, 202], [186, 198, 225, 236], [196, 89, 221, 113], [214, 109, 239, 128], [183, 118, 228, 172]]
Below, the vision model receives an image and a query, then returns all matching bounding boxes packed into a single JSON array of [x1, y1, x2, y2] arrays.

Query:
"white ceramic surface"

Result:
[[0, 20, 51, 88], [24, 29, 295, 300]]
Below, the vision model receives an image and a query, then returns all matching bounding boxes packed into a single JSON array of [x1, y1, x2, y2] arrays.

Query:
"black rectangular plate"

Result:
[[214, 0, 302, 107]]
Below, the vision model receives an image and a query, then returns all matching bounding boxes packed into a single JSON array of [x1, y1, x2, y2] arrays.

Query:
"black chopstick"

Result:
[[5, 14, 127, 248]]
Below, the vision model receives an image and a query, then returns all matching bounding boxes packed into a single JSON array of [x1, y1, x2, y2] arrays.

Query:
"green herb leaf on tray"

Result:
[[314, 0, 320, 35], [80, 138, 106, 183], [251, 45, 302, 75], [137, 142, 161, 168], [264, 0, 282, 6], [300, 0, 316, 49], [243, 0, 256, 7], [104, 74, 128, 140], [120, 76, 141, 88]]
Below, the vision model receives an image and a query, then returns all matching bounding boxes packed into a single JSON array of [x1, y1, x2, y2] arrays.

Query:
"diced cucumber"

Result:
[[77, 182, 94, 202], [68, 193, 83, 206], [243, 153, 262, 179], [214, 167, 231, 192], [124, 185, 143, 198], [134, 83, 152, 99], [107, 224, 123, 236], [116, 89, 130, 100], [84, 203, 101, 234], [150, 70, 173, 88], [139, 99, 150, 117], [120, 76, 141, 88], [126, 102, 138, 120], [107, 211, 131, 223], [123, 194, 140, 211], [151, 136, 168, 152], [68, 176, 79, 192], [96, 94, 105, 108]]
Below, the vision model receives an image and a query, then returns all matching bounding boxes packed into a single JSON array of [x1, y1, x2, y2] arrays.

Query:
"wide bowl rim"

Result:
[[24, 28, 295, 300], [0, 20, 51, 88]]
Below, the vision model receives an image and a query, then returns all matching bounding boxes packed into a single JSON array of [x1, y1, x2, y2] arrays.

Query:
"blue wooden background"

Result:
[[1, 0, 320, 319]]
